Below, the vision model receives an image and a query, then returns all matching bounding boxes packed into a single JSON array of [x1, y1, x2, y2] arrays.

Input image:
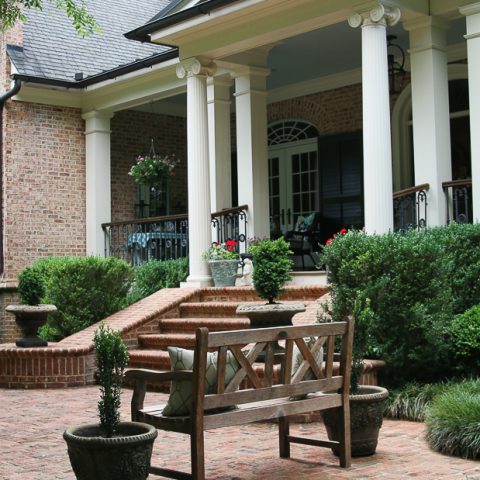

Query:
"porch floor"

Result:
[[1, 386, 479, 479]]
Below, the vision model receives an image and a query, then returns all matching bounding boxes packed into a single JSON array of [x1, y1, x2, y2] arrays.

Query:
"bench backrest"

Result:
[[190, 319, 354, 422]]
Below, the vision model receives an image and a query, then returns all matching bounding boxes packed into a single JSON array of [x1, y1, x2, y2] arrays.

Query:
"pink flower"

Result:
[[339, 228, 347, 235], [325, 238, 333, 246]]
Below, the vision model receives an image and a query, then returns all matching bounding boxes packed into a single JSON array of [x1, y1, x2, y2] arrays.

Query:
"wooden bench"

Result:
[[127, 318, 354, 480]]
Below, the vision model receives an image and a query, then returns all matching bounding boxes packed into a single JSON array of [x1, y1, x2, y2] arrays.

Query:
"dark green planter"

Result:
[[321, 385, 389, 457], [64, 422, 157, 480]]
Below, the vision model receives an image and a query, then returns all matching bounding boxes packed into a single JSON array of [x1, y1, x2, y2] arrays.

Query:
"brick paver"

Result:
[[1, 386, 479, 480]]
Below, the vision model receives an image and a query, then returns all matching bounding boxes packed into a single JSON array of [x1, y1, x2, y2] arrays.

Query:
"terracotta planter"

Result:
[[64, 422, 157, 480], [321, 385, 389, 457], [5, 304, 57, 347]]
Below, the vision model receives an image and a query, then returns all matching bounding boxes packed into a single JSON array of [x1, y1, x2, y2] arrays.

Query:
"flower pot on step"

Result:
[[208, 259, 240, 287]]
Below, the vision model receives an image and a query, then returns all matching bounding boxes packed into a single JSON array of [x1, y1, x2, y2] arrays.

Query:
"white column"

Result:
[[349, 4, 400, 234], [177, 58, 216, 287], [461, 3, 480, 222], [207, 76, 232, 212], [82, 111, 113, 256], [404, 17, 451, 227], [234, 67, 270, 239]]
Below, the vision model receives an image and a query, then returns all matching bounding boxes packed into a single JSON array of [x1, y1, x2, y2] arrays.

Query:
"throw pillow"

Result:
[[163, 347, 240, 417]]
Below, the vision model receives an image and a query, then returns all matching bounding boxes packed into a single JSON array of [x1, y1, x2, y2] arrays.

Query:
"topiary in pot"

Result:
[[236, 238, 304, 330], [63, 324, 157, 480], [5, 267, 57, 347]]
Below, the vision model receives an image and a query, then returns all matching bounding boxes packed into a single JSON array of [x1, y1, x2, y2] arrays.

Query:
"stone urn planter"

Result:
[[236, 302, 305, 328], [64, 422, 157, 480], [5, 304, 57, 347], [321, 385, 389, 457], [208, 259, 240, 287]]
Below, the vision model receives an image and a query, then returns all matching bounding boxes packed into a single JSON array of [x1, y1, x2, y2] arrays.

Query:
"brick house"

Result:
[[0, 0, 478, 342]]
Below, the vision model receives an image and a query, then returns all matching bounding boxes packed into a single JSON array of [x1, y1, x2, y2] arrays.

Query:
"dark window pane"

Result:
[[310, 153, 317, 170], [310, 172, 316, 190], [293, 194, 300, 212], [292, 174, 300, 193], [301, 153, 308, 171], [301, 173, 309, 191], [272, 178, 279, 196], [292, 154, 299, 173], [302, 193, 309, 210], [272, 158, 279, 176]]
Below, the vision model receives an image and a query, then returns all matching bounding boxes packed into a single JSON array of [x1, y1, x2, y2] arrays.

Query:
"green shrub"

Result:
[[384, 382, 453, 421], [249, 238, 293, 304], [321, 224, 480, 387], [32, 256, 133, 340], [94, 323, 129, 438], [18, 267, 45, 305], [425, 379, 480, 460], [450, 305, 480, 376], [128, 257, 188, 304]]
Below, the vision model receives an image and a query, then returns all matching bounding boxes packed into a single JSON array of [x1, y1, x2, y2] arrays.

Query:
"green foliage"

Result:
[[128, 258, 189, 304], [384, 381, 453, 421], [321, 224, 480, 387], [249, 238, 293, 304], [0, 0, 98, 37], [18, 267, 45, 305], [93, 323, 129, 438], [425, 379, 480, 460], [450, 305, 480, 375], [30, 256, 133, 340]]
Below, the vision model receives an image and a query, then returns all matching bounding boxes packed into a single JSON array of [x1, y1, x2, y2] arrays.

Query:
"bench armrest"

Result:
[[126, 369, 193, 420]]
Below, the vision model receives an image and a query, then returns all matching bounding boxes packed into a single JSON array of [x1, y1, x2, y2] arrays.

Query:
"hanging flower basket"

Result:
[[128, 139, 179, 189]]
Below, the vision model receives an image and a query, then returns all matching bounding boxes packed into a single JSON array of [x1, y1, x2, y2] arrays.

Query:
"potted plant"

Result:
[[236, 237, 305, 328], [128, 150, 179, 191], [203, 240, 240, 287], [5, 267, 57, 347], [63, 323, 157, 480], [321, 297, 389, 457]]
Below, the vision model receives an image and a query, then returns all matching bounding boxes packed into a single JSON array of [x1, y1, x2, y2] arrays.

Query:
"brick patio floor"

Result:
[[1, 386, 479, 480]]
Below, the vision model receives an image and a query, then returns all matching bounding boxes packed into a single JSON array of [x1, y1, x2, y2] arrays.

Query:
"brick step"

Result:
[[138, 333, 196, 349], [128, 349, 170, 370], [159, 317, 250, 333], [198, 286, 327, 303], [178, 301, 256, 318]]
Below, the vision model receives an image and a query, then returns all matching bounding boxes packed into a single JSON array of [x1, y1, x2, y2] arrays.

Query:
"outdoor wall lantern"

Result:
[[387, 34, 406, 95]]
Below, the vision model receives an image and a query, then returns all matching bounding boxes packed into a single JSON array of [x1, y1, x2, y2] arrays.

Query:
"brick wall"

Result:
[[111, 110, 188, 222], [268, 83, 363, 136]]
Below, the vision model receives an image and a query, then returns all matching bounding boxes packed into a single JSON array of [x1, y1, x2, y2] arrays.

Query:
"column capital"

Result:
[[176, 57, 217, 79], [82, 110, 114, 135], [460, 3, 480, 17], [348, 2, 401, 28]]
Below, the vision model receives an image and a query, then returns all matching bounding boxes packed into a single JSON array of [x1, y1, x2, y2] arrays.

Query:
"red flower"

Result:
[[225, 239, 238, 251], [325, 238, 333, 246], [339, 228, 347, 235]]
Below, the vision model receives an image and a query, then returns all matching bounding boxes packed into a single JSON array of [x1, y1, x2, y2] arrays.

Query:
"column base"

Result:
[[181, 275, 213, 288]]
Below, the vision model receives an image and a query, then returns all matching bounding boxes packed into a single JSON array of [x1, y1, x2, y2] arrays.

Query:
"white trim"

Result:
[[268, 68, 362, 104]]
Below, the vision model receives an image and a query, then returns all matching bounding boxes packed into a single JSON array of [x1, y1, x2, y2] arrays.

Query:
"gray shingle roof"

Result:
[[8, 0, 175, 84]]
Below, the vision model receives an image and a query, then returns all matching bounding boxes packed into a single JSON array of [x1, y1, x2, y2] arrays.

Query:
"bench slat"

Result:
[[207, 323, 347, 348], [204, 393, 343, 430], [203, 377, 343, 410]]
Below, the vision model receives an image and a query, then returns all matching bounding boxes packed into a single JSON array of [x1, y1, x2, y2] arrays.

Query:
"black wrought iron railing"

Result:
[[103, 205, 249, 264], [393, 183, 429, 231], [442, 179, 472, 224], [102, 213, 189, 265], [211, 205, 248, 253]]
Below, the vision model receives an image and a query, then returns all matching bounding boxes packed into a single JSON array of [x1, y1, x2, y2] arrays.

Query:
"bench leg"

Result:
[[191, 428, 205, 480], [338, 403, 352, 468], [279, 416, 290, 458]]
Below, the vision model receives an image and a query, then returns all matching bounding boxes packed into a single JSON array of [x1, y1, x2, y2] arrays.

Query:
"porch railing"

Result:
[[393, 183, 429, 231], [442, 179, 472, 224], [211, 205, 248, 254], [102, 205, 248, 264], [102, 213, 189, 265]]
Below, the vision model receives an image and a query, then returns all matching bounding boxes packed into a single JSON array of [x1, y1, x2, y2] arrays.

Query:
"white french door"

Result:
[[268, 139, 319, 235]]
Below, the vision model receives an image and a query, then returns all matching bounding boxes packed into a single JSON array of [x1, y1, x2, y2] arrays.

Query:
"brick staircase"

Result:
[[127, 286, 327, 372]]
